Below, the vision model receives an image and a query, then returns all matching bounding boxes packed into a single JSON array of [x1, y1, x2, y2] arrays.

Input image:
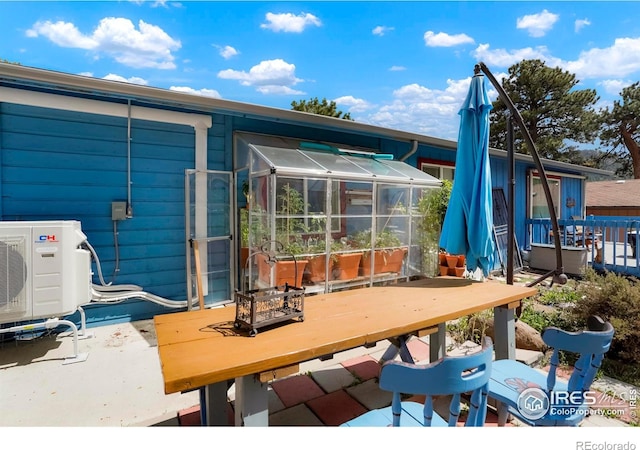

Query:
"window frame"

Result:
[[528, 170, 562, 220], [418, 157, 455, 181]]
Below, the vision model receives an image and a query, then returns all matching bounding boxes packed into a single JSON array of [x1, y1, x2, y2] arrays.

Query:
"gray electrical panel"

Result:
[[111, 201, 127, 221]]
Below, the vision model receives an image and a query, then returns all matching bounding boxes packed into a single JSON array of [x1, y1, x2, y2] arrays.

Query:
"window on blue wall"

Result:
[[419, 159, 455, 181], [529, 172, 561, 219]]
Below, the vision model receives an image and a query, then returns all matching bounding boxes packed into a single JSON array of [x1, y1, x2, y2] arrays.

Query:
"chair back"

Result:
[[542, 316, 614, 395], [379, 336, 493, 427]]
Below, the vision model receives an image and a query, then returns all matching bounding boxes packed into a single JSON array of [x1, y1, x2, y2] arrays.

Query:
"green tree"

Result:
[[291, 97, 353, 120], [599, 82, 640, 179], [488, 59, 600, 162]]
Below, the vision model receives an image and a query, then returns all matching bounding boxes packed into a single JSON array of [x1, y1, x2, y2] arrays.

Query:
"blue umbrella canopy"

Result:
[[439, 74, 495, 276]]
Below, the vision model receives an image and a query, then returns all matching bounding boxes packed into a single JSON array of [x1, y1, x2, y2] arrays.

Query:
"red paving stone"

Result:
[[177, 402, 235, 426], [271, 374, 326, 407], [306, 389, 368, 426], [177, 405, 201, 426], [341, 355, 380, 381], [407, 338, 430, 361]]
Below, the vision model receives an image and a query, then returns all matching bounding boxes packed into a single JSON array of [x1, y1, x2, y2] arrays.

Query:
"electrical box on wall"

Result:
[[111, 201, 127, 221]]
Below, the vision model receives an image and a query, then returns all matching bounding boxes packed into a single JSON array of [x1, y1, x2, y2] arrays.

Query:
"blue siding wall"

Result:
[[0, 102, 199, 324], [560, 176, 583, 220]]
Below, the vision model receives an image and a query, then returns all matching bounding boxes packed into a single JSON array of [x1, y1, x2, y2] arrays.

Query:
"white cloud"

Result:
[[389, 66, 406, 71], [260, 12, 321, 33], [516, 9, 559, 38], [472, 43, 562, 68], [26, 20, 97, 49], [218, 45, 239, 59], [359, 76, 502, 140], [473, 37, 640, 81], [169, 86, 221, 98], [363, 78, 469, 139], [256, 85, 304, 95], [103, 73, 148, 85], [575, 18, 591, 33], [334, 95, 373, 113], [218, 59, 304, 95], [424, 31, 474, 47], [26, 17, 181, 69], [598, 79, 632, 96], [564, 37, 640, 79], [372, 26, 394, 36]]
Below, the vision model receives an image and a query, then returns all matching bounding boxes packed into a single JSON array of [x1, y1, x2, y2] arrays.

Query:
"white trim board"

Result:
[[0, 86, 212, 129]]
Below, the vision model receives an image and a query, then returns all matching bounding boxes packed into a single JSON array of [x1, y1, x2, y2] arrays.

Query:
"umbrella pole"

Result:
[[507, 116, 515, 286], [477, 62, 567, 287]]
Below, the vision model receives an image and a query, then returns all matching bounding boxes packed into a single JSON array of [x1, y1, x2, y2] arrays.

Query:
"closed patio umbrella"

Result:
[[439, 72, 495, 277]]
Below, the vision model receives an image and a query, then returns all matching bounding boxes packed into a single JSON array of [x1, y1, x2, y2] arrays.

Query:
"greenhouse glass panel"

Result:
[[253, 145, 327, 175], [298, 150, 370, 177]]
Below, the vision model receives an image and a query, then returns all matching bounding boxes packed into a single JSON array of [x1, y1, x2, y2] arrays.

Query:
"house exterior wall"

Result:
[[0, 102, 202, 324], [0, 80, 595, 326]]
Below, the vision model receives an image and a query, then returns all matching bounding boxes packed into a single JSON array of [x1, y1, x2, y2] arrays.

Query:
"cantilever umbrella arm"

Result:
[[477, 62, 567, 287]]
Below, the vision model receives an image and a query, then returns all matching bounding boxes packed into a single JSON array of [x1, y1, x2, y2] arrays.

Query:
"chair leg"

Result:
[[497, 402, 509, 426]]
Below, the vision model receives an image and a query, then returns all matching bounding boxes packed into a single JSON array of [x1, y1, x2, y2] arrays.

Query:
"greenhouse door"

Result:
[[185, 169, 234, 309]]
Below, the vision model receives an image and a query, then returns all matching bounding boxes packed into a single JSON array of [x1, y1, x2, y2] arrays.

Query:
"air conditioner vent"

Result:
[[0, 237, 27, 311]]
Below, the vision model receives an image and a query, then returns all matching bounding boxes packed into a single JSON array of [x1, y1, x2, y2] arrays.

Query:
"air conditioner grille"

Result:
[[0, 237, 27, 311]]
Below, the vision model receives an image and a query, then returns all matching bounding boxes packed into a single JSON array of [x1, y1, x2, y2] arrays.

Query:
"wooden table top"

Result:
[[154, 277, 537, 394]]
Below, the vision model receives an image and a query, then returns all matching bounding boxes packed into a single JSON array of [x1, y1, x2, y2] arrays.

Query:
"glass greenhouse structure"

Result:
[[235, 134, 443, 294]]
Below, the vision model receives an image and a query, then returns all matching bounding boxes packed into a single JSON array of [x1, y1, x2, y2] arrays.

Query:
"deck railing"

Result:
[[525, 216, 640, 277]]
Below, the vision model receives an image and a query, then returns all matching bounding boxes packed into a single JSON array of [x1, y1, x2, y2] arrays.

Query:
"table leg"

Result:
[[379, 336, 415, 364], [202, 382, 230, 426], [234, 375, 269, 426], [493, 304, 516, 425], [429, 323, 446, 362], [493, 305, 516, 360]]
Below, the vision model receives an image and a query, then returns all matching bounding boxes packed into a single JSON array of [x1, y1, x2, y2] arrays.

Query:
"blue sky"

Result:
[[1, 1, 640, 141]]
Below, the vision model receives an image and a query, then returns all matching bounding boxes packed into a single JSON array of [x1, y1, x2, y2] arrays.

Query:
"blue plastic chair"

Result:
[[341, 337, 493, 427], [488, 315, 614, 427]]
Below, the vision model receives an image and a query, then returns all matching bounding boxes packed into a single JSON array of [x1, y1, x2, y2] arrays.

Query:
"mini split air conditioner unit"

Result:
[[0, 220, 91, 326]]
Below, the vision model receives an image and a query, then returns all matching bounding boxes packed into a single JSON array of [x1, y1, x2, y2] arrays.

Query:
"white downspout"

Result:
[[399, 139, 419, 162]]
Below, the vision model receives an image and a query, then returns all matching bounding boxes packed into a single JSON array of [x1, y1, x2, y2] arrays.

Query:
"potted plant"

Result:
[[258, 183, 309, 287], [375, 229, 407, 274], [303, 238, 334, 283], [239, 207, 250, 269], [417, 180, 452, 277], [352, 228, 406, 276], [331, 238, 363, 281]]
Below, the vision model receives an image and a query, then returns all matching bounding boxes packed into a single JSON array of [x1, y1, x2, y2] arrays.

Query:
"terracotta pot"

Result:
[[361, 248, 408, 275], [452, 266, 466, 277], [439, 265, 449, 276], [305, 254, 333, 283], [438, 252, 448, 266], [383, 247, 408, 273], [240, 247, 250, 271], [333, 252, 363, 280], [257, 253, 308, 287], [446, 255, 458, 268], [457, 254, 466, 268], [360, 250, 386, 276]]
